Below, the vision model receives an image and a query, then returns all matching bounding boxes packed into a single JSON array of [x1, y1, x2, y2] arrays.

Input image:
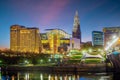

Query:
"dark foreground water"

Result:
[[0, 71, 120, 80]]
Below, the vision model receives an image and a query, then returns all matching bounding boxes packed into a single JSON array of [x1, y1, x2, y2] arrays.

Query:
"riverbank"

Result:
[[1, 63, 114, 73]]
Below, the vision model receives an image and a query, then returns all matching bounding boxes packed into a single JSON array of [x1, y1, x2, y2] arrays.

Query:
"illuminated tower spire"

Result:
[[72, 10, 81, 42]]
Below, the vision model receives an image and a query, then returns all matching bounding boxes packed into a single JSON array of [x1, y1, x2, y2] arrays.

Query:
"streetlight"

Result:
[[48, 59, 51, 62], [24, 60, 29, 64], [40, 59, 43, 63], [0, 60, 2, 63]]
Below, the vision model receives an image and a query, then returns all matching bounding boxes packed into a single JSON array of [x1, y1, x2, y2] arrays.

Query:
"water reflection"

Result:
[[113, 73, 120, 80], [0, 71, 114, 80], [0, 71, 1, 80]]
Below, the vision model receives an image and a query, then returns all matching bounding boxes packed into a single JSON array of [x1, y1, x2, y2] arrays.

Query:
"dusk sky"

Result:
[[0, 0, 120, 48]]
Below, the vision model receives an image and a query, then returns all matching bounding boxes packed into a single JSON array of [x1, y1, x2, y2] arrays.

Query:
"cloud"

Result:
[[40, 0, 69, 26], [3, 0, 69, 26]]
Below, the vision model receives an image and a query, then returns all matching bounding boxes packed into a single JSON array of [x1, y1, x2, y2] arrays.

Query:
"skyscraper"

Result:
[[10, 25, 42, 53], [70, 11, 81, 50], [72, 10, 81, 43], [103, 27, 120, 49], [92, 31, 103, 46]]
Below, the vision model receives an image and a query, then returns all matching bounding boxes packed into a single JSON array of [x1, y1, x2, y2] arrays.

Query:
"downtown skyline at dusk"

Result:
[[1, 0, 120, 48]]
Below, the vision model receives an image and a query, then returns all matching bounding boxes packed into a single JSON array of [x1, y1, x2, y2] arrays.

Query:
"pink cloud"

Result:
[[40, 0, 69, 26], [8, 0, 69, 26]]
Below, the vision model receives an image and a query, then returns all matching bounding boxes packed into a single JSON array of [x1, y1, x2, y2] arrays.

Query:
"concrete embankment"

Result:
[[1, 63, 112, 73], [3, 66, 53, 72]]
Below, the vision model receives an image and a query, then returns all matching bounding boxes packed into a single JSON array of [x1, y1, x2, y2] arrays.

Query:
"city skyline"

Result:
[[1, 0, 120, 48]]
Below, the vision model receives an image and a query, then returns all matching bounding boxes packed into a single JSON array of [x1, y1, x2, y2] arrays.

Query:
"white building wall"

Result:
[[68, 38, 80, 50]]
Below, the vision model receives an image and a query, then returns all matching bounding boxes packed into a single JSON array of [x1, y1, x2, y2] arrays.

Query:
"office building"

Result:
[[10, 25, 42, 53], [92, 31, 103, 46], [41, 29, 70, 54], [103, 27, 120, 47]]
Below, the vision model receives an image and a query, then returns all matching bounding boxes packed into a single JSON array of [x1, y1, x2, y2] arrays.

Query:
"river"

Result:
[[0, 71, 118, 80]]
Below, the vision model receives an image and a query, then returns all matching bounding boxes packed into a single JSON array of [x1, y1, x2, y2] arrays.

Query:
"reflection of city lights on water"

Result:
[[69, 76, 72, 80], [60, 76, 62, 80], [48, 74, 51, 80], [64, 75, 67, 80], [25, 73, 29, 80], [72, 75, 75, 80], [40, 74, 43, 80], [11, 75, 15, 80], [17, 72, 20, 80], [77, 75, 80, 79], [55, 75, 58, 80], [0, 71, 1, 80]]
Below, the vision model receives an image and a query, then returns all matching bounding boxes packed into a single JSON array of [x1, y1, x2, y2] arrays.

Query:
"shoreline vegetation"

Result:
[[0, 51, 115, 73], [0, 62, 113, 73], [1, 64, 108, 73]]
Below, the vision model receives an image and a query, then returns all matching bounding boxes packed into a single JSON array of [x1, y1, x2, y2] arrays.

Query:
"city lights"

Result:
[[88, 48, 92, 53], [82, 50, 87, 54], [24, 60, 29, 64], [0, 0, 120, 79], [10, 10, 81, 54], [48, 59, 51, 62], [105, 37, 119, 51], [40, 59, 43, 63], [0, 60, 2, 63], [113, 35, 116, 39]]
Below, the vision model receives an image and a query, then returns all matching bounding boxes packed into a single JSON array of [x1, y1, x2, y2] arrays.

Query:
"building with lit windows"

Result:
[[10, 25, 42, 53], [92, 31, 103, 46], [72, 10, 81, 42], [103, 27, 120, 49], [71, 10, 81, 49], [40, 29, 71, 54]]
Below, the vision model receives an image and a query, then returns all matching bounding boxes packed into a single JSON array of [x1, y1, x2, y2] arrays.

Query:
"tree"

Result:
[[81, 42, 92, 50]]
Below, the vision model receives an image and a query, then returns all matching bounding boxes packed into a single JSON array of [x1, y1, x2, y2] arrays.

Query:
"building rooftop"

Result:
[[45, 28, 71, 35], [103, 27, 120, 29]]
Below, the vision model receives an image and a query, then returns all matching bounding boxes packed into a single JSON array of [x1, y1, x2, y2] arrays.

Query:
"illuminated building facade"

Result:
[[72, 10, 81, 42], [10, 25, 42, 53], [71, 11, 81, 49], [103, 27, 120, 48], [92, 31, 103, 46], [40, 29, 71, 54], [69, 38, 81, 50]]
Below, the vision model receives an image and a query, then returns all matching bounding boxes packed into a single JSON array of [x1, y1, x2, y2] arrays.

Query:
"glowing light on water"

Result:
[[0, 71, 1, 80], [55, 75, 58, 80], [25, 73, 29, 80], [60, 76, 62, 80], [48, 74, 51, 80], [40, 74, 43, 80]]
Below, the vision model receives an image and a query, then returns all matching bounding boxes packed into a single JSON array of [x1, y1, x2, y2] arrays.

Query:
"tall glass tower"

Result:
[[72, 10, 81, 43]]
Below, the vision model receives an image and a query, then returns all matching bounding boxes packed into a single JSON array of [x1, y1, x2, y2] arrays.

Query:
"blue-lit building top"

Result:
[[92, 31, 103, 46]]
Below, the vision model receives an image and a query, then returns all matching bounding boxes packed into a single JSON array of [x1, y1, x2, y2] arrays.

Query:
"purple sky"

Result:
[[0, 0, 120, 48]]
